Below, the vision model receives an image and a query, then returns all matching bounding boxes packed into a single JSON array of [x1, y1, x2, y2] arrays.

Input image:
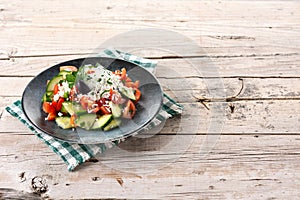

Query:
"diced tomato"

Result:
[[134, 89, 141, 102], [59, 66, 78, 72], [125, 81, 133, 88], [122, 100, 136, 119], [69, 86, 76, 101], [80, 96, 89, 110], [56, 97, 65, 111], [51, 101, 58, 111], [46, 112, 56, 121], [109, 89, 123, 104], [120, 68, 127, 80], [91, 106, 100, 113], [53, 84, 59, 95], [100, 106, 111, 115], [125, 80, 139, 89], [87, 70, 95, 74], [114, 69, 121, 76], [109, 88, 114, 99], [125, 76, 132, 83], [70, 115, 76, 127], [43, 102, 55, 114], [133, 80, 140, 88]]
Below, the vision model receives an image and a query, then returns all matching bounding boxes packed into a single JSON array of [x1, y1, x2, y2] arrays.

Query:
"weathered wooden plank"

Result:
[[0, 26, 299, 58], [0, 0, 299, 58], [2, 99, 300, 134], [2, 75, 300, 101], [1, 54, 300, 78], [0, 189, 41, 200], [0, 134, 300, 199]]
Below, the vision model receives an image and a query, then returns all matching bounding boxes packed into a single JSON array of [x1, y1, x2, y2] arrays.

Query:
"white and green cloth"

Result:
[[6, 49, 183, 171]]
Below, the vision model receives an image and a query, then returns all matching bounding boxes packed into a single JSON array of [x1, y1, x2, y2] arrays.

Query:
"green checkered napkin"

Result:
[[5, 49, 183, 171]]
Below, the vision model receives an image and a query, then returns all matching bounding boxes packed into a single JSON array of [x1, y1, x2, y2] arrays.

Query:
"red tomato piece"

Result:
[[87, 70, 95, 74], [109, 88, 114, 100], [80, 96, 89, 110], [46, 112, 56, 121], [59, 66, 78, 72], [125, 76, 132, 83], [133, 80, 140, 89], [111, 93, 123, 104], [56, 97, 65, 111], [120, 68, 127, 80], [43, 102, 55, 114], [100, 106, 111, 115], [122, 100, 136, 119], [90, 105, 100, 113], [114, 69, 121, 76], [70, 115, 76, 127], [134, 89, 141, 102], [51, 101, 58, 111], [69, 86, 77, 101], [125, 81, 133, 88]]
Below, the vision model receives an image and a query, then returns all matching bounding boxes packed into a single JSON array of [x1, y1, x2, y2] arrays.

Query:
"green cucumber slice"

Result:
[[46, 76, 64, 92], [75, 114, 97, 130], [62, 102, 86, 116], [109, 102, 122, 118], [120, 87, 136, 100], [91, 114, 112, 130], [103, 119, 121, 131], [55, 117, 72, 129], [42, 91, 53, 102], [58, 70, 72, 77], [61, 102, 74, 115]]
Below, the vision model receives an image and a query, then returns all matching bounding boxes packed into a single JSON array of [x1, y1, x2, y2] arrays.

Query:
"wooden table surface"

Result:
[[1, 0, 300, 199]]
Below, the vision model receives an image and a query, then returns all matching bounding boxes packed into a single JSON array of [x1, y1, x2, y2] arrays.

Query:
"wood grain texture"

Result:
[[0, 0, 300, 199], [1, 54, 300, 78], [1, 134, 300, 199], [0, 0, 299, 58]]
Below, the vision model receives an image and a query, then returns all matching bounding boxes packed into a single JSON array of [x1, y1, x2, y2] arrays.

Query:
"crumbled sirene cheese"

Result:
[[53, 93, 60, 102], [53, 81, 71, 101], [58, 112, 63, 117], [81, 64, 129, 101]]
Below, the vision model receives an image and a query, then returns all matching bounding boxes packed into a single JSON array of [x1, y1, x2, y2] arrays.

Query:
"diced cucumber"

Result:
[[62, 102, 86, 116], [73, 104, 86, 115], [42, 91, 53, 102], [91, 114, 112, 130], [46, 76, 64, 92], [75, 114, 97, 130], [109, 102, 122, 118], [60, 104, 68, 114], [103, 119, 121, 131], [61, 102, 74, 115], [42, 93, 50, 102], [58, 70, 72, 77], [120, 87, 136, 100], [55, 117, 72, 129]]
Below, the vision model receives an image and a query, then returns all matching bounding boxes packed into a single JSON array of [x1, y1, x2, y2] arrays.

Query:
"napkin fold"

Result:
[[5, 49, 183, 171]]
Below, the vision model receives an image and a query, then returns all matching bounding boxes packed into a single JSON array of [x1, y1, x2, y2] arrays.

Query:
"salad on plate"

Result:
[[41, 64, 141, 131]]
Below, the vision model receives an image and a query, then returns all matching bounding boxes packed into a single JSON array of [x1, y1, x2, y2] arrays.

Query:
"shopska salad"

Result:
[[42, 64, 141, 131]]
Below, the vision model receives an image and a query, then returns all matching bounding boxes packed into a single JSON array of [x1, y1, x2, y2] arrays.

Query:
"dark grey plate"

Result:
[[22, 57, 163, 144]]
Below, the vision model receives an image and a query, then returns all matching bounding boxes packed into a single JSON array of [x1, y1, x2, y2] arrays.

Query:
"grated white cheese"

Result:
[[81, 64, 128, 101]]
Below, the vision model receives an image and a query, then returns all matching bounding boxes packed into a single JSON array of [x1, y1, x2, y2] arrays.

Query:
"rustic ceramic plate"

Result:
[[22, 57, 163, 144]]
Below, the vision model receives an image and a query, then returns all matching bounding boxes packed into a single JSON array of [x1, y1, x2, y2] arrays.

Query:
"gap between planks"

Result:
[[1, 52, 299, 61]]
